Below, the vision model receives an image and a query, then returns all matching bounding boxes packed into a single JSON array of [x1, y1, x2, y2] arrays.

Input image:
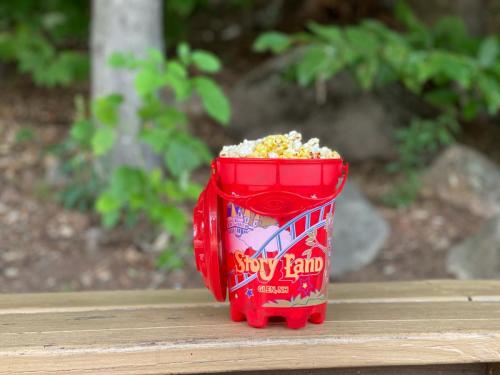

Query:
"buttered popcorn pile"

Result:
[[220, 131, 341, 159]]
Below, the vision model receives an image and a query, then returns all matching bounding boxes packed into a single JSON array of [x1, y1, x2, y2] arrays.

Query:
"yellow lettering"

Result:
[[249, 258, 259, 273], [259, 258, 279, 281], [315, 257, 324, 272], [234, 251, 245, 273], [284, 254, 295, 279], [304, 258, 315, 272]]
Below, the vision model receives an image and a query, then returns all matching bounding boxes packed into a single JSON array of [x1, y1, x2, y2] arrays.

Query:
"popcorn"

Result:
[[219, 131, 341, 159]]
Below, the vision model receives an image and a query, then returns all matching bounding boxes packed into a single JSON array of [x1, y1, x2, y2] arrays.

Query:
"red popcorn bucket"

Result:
[[194, 157, 348, 328]]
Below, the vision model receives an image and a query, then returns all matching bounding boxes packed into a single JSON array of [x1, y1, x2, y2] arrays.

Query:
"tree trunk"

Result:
[[91, 0, 163, 173]]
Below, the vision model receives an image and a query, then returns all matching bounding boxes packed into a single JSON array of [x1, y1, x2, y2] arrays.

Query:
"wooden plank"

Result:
[[236, 364, 487, 375], [1, 301, 499, 336], [2, 280, 500, 314], [2, 333, 499, 375], [1, 281, 500, 374]]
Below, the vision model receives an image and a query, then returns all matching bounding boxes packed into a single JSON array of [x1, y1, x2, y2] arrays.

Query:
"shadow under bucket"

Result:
[[194, 157, 348, 328]]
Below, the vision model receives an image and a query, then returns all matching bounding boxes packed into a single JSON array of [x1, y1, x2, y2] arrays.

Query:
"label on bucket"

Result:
[[225, 200, 335, 308]]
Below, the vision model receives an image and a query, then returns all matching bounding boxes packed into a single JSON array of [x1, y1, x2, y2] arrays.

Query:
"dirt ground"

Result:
[[0, 78, 488, 293]]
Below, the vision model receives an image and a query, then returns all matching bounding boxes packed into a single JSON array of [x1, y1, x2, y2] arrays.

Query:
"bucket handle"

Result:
[[209, 162, 349, 217]]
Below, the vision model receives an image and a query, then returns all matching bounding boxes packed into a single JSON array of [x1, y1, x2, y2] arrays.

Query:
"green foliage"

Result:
[[390, 113, 459, 172], [60, 47, 228, 269], [15, 126, 36, 144], [0, 0, 89, 87], [52, 96, 102, 212], [254, 32, 292, 54], [254, 2, 500, 205], [381, 172, 422, 208], [193, 77, 231, 124]]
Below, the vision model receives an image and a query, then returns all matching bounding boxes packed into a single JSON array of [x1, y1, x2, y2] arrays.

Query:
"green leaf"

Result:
[[92, 94, 123, 126], [163, 70, 192, 101], [139, 126, 171, 153], [147, 48, 164, 65], [164, 180, 185, 202], [95, 192, 121, 228], [161, 206, 187, 239], [345, 27, 378, 56], [424, 88, 458, 108], [160, 107, 188, 127], [355, 59, 378, 90], [177, 42, 191, 65], [91, 127, 116, 155], [253, 32, 291, 54], [108, 52, 136, 68], [477, 74, 500, 114], [191, 50, 221, 72], [70, 119, 94, 146], [166, 61, 187, 78], [135, 68, 161, 97], [193, 77, 230, 124], [462, 100, 478, 121], [296, 46, 329, 86], [184, 182, 203, 200], [308, 22, 343, 44], [156, 248, 184, 270], [165, 138, 203, 176], [95, 192, 120, 213], [478, 37, 499, 68], [432, 16, 473, 53], [102, 211, 120, 228], [110, 167, 146, 202], [426, 52, 474, 88], [395, 0, 424, 32]]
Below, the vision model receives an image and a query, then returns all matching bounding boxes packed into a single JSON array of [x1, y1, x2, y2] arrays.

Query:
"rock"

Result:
[[422, 144, 500, 217], [447, 215, 500, 279], [229, 53, 415, 161], [331, 182, 390, 277]]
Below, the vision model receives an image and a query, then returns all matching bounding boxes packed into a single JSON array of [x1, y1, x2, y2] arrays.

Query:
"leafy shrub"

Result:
[[253, 1, 499, 205], [52, 96, 101, 211], [0, 0, 89, 86], [61, 45, 229, 268]]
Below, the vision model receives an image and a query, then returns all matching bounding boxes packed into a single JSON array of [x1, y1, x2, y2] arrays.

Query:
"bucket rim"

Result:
[[216, 156, 344, 164]]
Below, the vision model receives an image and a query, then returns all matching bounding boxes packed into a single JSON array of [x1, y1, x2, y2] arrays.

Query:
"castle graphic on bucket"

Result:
[[194, 157, 347, 328]]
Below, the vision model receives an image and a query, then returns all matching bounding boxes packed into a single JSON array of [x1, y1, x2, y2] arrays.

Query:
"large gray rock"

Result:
[[229, 54, 415, 161], [422, 144, 500, 217], [331, 182, 390, 277], [447, 215, 500, 279]]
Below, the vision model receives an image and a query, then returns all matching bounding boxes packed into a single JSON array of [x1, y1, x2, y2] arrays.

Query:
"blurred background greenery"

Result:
[[0, 0, 499, 292]]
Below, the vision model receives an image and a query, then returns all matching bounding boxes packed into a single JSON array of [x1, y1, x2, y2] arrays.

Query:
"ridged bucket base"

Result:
[[230, 303, 327, 329]]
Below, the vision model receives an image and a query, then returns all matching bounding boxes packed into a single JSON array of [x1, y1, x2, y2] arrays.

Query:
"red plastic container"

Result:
[[194, 157, 348, 328]]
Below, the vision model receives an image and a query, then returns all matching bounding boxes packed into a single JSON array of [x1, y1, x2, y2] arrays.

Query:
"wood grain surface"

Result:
[[1, 280, 499, 374]]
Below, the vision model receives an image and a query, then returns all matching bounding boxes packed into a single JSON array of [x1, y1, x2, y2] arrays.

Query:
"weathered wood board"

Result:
[[1, 280, 499, 374]]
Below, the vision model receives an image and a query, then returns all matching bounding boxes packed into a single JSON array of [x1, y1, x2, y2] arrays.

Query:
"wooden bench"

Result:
[[1, 280, 500, 374]]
